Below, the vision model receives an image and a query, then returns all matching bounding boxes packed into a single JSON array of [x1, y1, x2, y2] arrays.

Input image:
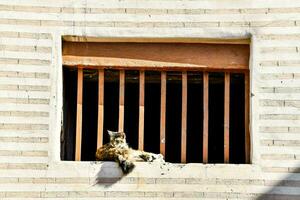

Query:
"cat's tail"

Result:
[[117, 155, 135, 174]]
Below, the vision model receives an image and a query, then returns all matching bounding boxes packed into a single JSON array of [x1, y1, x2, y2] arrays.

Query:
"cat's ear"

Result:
[[107, 130, 114, 136]]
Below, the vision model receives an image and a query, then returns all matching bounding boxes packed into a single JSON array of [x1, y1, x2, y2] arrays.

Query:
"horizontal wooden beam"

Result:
[[63, 36, 250, 44], [63, 42, 249, 70]]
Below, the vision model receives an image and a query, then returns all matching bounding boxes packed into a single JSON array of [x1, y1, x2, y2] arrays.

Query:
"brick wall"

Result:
[[0, 0, 300, 199]]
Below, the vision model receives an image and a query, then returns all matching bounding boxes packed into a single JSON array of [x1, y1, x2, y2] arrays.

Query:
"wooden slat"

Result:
[[118, 70, 125, 132], [138, 71, 145, 150], [181, 72, 187, 163], [63, 36, 250, 44], [75, 68, 83, 161], [224, 73, 230, 163], [97, 69, 104, 148], [203, 72, 209, 164], [63, 42, 250, 70], [245, 72, 250, 164], [160, 71, 167, 157]]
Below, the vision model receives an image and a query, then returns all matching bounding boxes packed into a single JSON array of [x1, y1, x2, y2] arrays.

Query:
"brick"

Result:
[[0, 58, 18, 64], [240, 8, 269, 14], [275, 87, 300, 93], [0, 177, 18, 183], [273, 140, 300, 146], [259, 87, 274, 93], [5, 163, 48, 170], [260, 114, 300, 120], [260, 73, 294, 80], [0, 111, 49, 117], [18, 85, 50, 92], [250, 20, 295, 27], [174, 192, 204, 198], [0, 97, 50, 104], [260, 139, 274, 146], [261, 154, 295, 160], [0, 123, 49, 130], [260, 61, 278, 66], [259, 99, 284, 107], [184, 22, 219, 27], [16, 19, 41, 26], [268, 7, 300, 13], [60, 7, 90, 13], [259, 126, 289, 133], [18, 32, 52, 39], [205, 9, 240, 14], [55, 177, 89, 184], [126, 8, 166, 14], [219, 22, 250, 27], [153, 22, 185, 28], [41, 191, 69, 198], [285, 100, 300, 108], [279, 60, 300, 66], [105, 191, 129, 197], [0, 137, 49, 143], [75, 21, 114, 27], [169, 9, 205, 14], [0, 31, 19, 38], [262, 167, 289, 173], [36, 47, 52, 53], [41, 20, 73, 27], [260, 47, 297, 54], [21, 150, 48, 157], [5, 191, 41, 198], [288, 127, 300, 133], [90, 8, 125, 14], [145, 192, 173, 197], [155, 178, 185, 184], [18, 58, 50, 66], [13, 5, 61, 13]]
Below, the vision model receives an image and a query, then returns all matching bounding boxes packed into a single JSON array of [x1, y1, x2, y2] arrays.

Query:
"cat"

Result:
[[95, 130, 164, 174]]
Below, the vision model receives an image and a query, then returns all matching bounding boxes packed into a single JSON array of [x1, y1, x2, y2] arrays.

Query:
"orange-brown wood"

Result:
[[138, 71, 145, 150], [75, 68, 83, 161], [63, 35, 250, 44], [63, 42, 249, 70], [64, 62, 248, 73], [224, 73, 230, 163], [203, 72, 209, 164], [245, 72, 250, 164], [97, 69, 104, 148], [160, 71, 167, 157], [118, 70, 125, 132], [181, 72, 187, 163]]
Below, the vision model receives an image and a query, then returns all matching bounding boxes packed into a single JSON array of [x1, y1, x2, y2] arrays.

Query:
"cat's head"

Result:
[[107, 130, 126, 146]]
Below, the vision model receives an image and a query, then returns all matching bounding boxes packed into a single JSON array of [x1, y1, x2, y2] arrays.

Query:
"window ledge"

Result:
[[48, 161, 261, 180]]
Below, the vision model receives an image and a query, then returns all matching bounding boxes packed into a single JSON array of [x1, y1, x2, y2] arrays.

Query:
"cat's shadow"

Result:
[[94, 162, 126, 187]]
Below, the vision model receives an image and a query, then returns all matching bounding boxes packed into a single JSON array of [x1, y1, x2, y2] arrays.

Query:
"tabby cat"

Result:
[[95, 130, 164, 173]]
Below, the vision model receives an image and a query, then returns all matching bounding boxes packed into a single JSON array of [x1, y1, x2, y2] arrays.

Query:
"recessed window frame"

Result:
[[61, 38, 251, 164]]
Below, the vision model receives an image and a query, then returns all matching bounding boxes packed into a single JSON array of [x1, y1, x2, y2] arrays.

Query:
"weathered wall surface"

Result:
[[0, 0, 300, 199]]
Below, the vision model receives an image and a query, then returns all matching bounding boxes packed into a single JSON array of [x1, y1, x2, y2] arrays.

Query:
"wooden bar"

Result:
[[203, 72, 209, 164], [138, 71, 145, 150], [63, 42, 250, 70], [118, 70, 125, 132], [160, 71, 167, 157], [75, 68, 83, 161], [224, 72, 230, 163], [245, 72, 250, 163], [97, 69, 104, 148], [181, 72, 187, 163]]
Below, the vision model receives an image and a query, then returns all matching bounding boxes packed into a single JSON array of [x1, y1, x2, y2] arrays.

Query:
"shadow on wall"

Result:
[[257, 167, 300, 200], [93, 162, 125, 187]]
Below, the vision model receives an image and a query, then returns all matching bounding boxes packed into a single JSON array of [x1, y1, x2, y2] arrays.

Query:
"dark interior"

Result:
[[62, 68, 246, 163]]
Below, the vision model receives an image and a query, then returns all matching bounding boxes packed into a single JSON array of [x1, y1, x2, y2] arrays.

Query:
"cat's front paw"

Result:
[[153, 154, 164, 162], [120, 160, 135, 174]]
